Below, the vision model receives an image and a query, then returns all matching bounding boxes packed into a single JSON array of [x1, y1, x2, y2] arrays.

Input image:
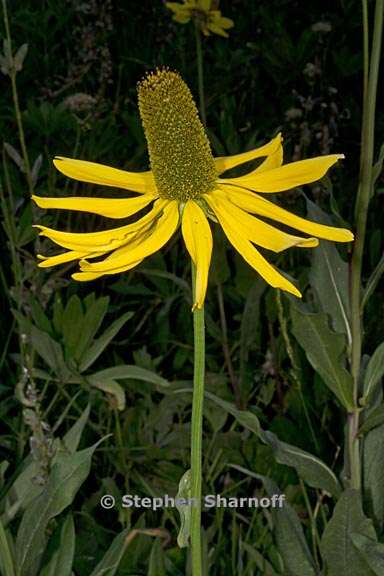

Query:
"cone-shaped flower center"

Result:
[[138, 69, 217, 201]]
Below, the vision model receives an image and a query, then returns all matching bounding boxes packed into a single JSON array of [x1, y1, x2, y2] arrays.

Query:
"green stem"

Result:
[[1, 0, 34, 196], [194, 23, 206, 126], [349, 0, 383, 490], [190, 263, 205, 576]]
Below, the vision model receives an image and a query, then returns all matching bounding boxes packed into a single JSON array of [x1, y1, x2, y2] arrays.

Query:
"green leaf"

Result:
[[89, 365, 170, 388], [0, 516, 16, 576], [232, 466, 317, 576], [205, 391, 261, 435], [262, 430, 341, 496], [16, 443, 99, 576], [351, 533, 384, 575], [363, 342, 384, 401], [176, 469, 192, 548], [321, 489, 377, 576], [307, 200, 351, 342], [363, 422, 384, 529], [89, 528, 131, 576], [358, 403, 384, 435], [79, 311, 134, 372], [62, 295, 84, 357], [40, 514, 75, 576], [148, 539, 167, 576], [30, 326, 69, 379], [89, 378, 126, 410], [62, 404, 90, 452], [74, 296, 109, 363], [290, 305, 354, 409]]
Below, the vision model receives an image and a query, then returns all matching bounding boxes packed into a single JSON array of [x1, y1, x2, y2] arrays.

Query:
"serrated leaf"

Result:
[[89, 365, 170, 388], [307, 200, 351, 342], [363, 341, 384, 401], [40, 514, 75, 576], [262, 430, 341, 496], [176, 469, 192, 548], [89, 378, 125, 410], [16, 443, 99, 576], [321, 489, 377, 576], [79, 311, 134, 372], [89, 528, 131, 576], [290, 305, 354, 409]]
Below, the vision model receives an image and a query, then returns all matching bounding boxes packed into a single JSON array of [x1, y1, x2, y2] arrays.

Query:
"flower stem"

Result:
[[190, 263, 205, 576], [349, 0, 383, 490], [194, 23, 206, 126]]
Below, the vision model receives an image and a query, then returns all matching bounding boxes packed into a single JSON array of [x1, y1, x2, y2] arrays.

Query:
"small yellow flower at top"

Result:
[[166, 0, 234, 37]]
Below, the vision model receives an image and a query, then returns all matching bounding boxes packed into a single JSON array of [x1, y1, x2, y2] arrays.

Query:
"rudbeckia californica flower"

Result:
[[32, 69, 353, 310], [166, 0, 234, 37]]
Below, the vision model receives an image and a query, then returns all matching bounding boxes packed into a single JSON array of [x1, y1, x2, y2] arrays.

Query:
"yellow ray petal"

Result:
[[33, 199, 168, 252], [252, 141, 283, 174], [72, 259, 144, 281], [214, 133, 282, 175], [181, 200, 212, 310], [205, 192, 318, 252], [37, 250, 89, 268], [221, 186, 354, 242], [80, 201, 180, 273], [220, 154, 344, 192], [32, 193, 157, 219], [53, 157, 157, 195], [205, 195, 301, 297]]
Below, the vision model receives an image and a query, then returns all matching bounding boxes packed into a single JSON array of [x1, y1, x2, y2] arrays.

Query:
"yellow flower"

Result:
[[32, 69, 353, 310], [166, 0, 234, 37]]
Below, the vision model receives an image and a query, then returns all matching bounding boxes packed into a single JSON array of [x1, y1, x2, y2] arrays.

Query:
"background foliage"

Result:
[[0, 0, 383, 574]]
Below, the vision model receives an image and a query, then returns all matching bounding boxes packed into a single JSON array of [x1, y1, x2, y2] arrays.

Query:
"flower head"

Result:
[[166, 0, 234, 37], [32, 68, 353, 310]]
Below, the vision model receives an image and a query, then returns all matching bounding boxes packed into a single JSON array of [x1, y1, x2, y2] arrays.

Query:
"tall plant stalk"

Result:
[[349, 0, 384, 490], [190, 264, 205, 576]]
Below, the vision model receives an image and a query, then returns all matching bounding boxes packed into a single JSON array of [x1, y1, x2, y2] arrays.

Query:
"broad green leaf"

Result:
[[0, 516, 16, 576], [62, 295, 83, 356], [79, 311, 134, 372], [363, 342, 384, 401], [89, 378, 126, 410], [16, 443, 99, 576], [40, 514, 75, 576], [205, 391, 261, 435], [89, 528, 131, 576], [176, 469, 192, 548], [74, 296, 109, 363], [262, 430, 341, 496], [232, 466, 317, 576], [363, 422, 384, 529], [290, 305, 354, 409], [89, 365, 170, 388], [307, 200, 351, 342], [321, 489, 377, 576], [358, 404, 384, 436], [30, 326, 69, 378], [62, 404, 90, 453], [351, 533, 384, 575]]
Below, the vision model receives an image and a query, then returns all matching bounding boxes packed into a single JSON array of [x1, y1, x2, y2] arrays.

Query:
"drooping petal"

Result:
[[53, 157, 157, 194], [220, 154, 344, 192], [221, 185, 354, 242], [205, 194, 301, 297], [32, 193, 157, 219], [37, 250, 90, 268], [205, 191, 318, 252], [79, 201, 180, 273], [33, 199, 168, 251], [181, 200, 212, 309], [251, 140, 283, 174], [214, 133, 282, 175]]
